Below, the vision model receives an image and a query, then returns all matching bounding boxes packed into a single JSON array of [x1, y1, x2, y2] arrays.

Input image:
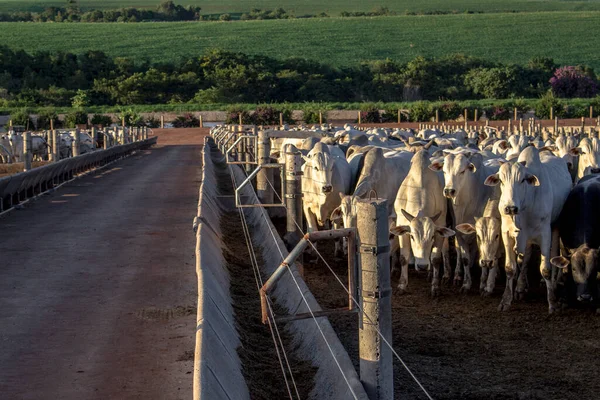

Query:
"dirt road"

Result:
[[0, 129, 207, 399]]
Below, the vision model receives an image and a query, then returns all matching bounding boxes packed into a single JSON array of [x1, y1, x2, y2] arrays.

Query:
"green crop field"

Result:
[[0, 12, 599, 70], [1, 0, 600, 15]]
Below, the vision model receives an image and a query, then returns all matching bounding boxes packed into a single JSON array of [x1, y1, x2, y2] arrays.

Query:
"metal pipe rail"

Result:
[[234, 163, 285, 208], [259, 228, 358, 324]]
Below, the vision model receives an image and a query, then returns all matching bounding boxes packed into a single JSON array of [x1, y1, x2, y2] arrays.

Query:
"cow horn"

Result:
[[423, 139, 435, 150], [431, 211, 442, 223], [401, 209, 415, 222]]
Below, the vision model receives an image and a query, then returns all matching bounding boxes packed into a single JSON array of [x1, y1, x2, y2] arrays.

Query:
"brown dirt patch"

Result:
[[152, 128, 209, 146]]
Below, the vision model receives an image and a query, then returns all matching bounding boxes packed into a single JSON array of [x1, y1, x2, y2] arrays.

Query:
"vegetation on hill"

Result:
[[0, 46, 597, 112]]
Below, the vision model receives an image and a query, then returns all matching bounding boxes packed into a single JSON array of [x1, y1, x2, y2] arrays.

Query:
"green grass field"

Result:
[[1, 0, 600, 14], [0, 12, 598, 70]]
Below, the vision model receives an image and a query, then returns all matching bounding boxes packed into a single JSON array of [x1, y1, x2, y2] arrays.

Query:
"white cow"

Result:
[[301, 142, 351, 256], [484, 146, 571, 313], [391, 150, 454, 296], [429, 151, 500, 292], [8, 133, 48, 162], [573, 137, 600, 181], [330, 147, 413, 251], [456, 199, 504, 296]]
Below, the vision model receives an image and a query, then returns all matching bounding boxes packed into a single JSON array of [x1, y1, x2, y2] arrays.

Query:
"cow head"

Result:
[[551, 245, 600, 303], [429, 153, 477, 203], [456, 217, 501, 269], [302, 151, 334, 194], [330, 193, 357, 229], [390, 209, 455, 271], [484, 161, 539, 216]]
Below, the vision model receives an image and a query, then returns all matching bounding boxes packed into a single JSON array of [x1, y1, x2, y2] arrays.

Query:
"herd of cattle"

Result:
[[0, 128, 130, 164], [262, 124, 600, 314]]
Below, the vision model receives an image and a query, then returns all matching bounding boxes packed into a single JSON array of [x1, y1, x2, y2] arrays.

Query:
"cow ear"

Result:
[[436, 227, 455, 238], [484, 174, 500, 186], [551, 256, 570, 269], [270, 151, 281, 159], [390, 226, 410, 236], [401, 209, 415, 222], [428, 161, 444, 171], [497, 140, 509, 150], [538, 145, 556, 153], [455, 223, 476, 235], [330, 207, 343, 223], [467, 163, 476, 172], [525, 174, 540, 186], [338, 192, 345, 200], [301, 155, 311, 163], [569, 147, 584, 156]]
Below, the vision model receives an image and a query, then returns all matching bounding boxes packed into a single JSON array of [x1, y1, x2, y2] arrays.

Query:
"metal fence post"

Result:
[[23, 131, 32, 171], [283, 144, 303, 250], [257, 130, 273, 204], [356, 198, 393, 400], [73, 129, 80, 157]]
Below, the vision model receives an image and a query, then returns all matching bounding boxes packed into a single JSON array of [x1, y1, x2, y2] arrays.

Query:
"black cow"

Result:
[[551, 174, 600, 308]]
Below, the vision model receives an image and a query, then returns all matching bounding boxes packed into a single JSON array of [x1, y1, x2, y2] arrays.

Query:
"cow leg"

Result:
[[539, 227, 558, 314], [515, 244, 532, 300], [304, 207, 319, 263], [390, 235, 400, 281], [499, 232, 517, 311], [430, 240, 443, 297], [460, 239, 477, 293], [550, 227, 561, 284], [332, 219, 344, 258], [480, 267, 489, 295], [484, 261, 499, 296], [442, 237, 452, 285], [453, 241, 463, 286], [398, 235, 410, 294]]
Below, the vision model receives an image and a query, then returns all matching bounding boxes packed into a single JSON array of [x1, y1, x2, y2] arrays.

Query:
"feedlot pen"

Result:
[[271, 218, 600, 400]]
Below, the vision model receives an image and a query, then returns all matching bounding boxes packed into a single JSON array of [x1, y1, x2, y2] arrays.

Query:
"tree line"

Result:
[[0, 46, 597, 111]]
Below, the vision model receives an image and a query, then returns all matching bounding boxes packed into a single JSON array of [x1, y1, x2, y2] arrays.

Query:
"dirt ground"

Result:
[[0, 161, 50, 177], [0, 129, 207, 399], [270, 219, 600, 400]]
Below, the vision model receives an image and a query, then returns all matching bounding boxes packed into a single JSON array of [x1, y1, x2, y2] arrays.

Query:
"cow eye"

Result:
[[495, 234, 499, 240], [460, 170, 466, 175]]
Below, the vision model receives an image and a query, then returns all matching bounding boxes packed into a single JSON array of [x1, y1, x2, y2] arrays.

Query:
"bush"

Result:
[[488, 106, 510, 121], [359, 105, 382, 123], [226, 107, 252, 124], [438, 102, 462, 121], [535, 91, 563, 119], [9, 109, 35, 130], [118, 108, 144, 126], [36, 109, 60, 129], [90, 114, 113, 127], [409, 101, 434, 122], [145, 116, 161, 128], [550, 66, 599, 98], [219, 13, 231, 21], [64, 111, 88, 128], [172, 113, 199, 128]]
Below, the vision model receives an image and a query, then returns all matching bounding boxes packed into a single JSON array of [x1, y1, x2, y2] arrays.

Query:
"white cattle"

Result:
[[456, 199, 503, 296], [8, 133, 48, 162], [484, 146, 571, 313], [391, 150, 454, 296], [573, 137, 600, 181], [331, 147, 413, 240], [429, 151, 500, 292], [301, 142, 351, 255], [59, 133, 73, 159]]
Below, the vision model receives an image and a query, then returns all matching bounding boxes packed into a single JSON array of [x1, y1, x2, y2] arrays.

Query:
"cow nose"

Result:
[[444, 188, 456, 198], [322, 185, 332, 193], [480, 260, 493, 269], [415, 264, 428, 272], [578, 293, 593, 302], [504, 206, 519, 215]]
